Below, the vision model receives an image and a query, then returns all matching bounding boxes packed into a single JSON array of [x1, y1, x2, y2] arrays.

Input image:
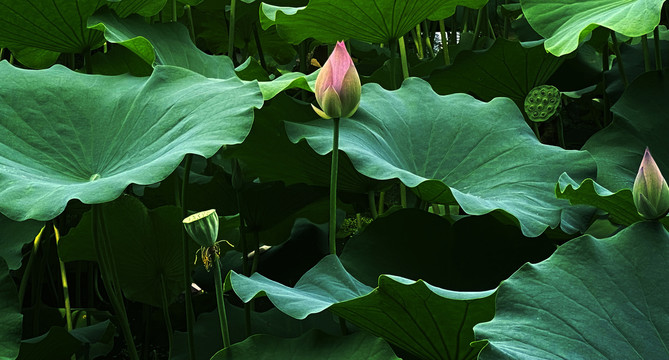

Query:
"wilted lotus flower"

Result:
[[633, 147, 669, 220], [312, 41, 361, 119]]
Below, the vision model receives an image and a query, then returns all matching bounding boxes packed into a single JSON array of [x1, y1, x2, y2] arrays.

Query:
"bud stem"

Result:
[[329, 118, 340, 255]]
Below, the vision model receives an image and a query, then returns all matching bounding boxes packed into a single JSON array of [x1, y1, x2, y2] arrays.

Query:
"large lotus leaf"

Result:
[[58, 195, 193, 307], [0, 258, 22, 360], [340, 209, 558, 291], [223, 94, 391, 193], [226, 254, 373, 320], [17, 321, 115, 360], [0, 0, 105, 59], [475, 221, 669, 359], [583, 71, 669, 192], [107, 0, 167, 17], [285, 78, 597, 237], [228, 254, 496, 360], [429, 39, 564, 107], [521, 0, 665, 56], [259, 0, 487, 44], [0, 62, 262, 221], [0, 215, 43, 270], [88, 11, 237, 79], [211, 330, 400, 360]]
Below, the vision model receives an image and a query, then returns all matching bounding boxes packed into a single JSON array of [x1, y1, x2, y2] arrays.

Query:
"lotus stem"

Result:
[[172, 0, 177, 22], [557, 113, 566, 148], [473, 7, 485, 49], [214, 258, 231, 348], [185, 5, 196, 42], [18, 225, 45, 306], [180, 154, 197, 360], [329, 117, 341, 255], [368, 191, 378, 219], [398, 36, 409, 80], [160, 275, 174, 359], [654, 27, 662, 71], [439, 19, 450, 65], [253, 23, 267, 71], [92, 204, 139, 360], [54, 224, 73, 331], [228, 0, 237, 64], [610, 30, 628, 88], [389, 39, 399, 89], [641, 34, 651, 72]]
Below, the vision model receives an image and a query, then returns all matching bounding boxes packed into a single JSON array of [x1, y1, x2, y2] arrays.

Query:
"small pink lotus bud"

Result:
[[312, 41, 361, 119], [633, 147, 669, 220]]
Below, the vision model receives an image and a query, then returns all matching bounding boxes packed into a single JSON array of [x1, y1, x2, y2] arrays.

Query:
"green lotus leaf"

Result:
[[475, 221, 669, 359], [0, 215, 43, 270], [285, 78, 597, 237], [0, 0, 105, 54], [58, 195, 194, 307], [17, 321, 115, 360], [583, 71, 669, 192], [210, 330, 400, 360], [227, 254, 496, 360], [0, 258, 21, 360], [88, 10, 236, 79], [107, 0, 168, 17], [429, 39, 563, 108], [521, 0, 665, 56], [259, 0, 487, 44], [0, 62, 263, 221]]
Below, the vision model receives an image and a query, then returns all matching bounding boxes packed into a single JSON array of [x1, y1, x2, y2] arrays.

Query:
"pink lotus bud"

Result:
[[633, 147, 669, 220], [312, 41, 361, 119]]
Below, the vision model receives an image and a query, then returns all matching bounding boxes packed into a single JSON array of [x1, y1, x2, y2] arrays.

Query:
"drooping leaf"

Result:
[[0, 215, 43, 270], [520, 0, 665, 56], [0, 258, 22, 360], [17, 321, 115, 360], [259, 0, 488, 44], [583, 71, 669, 192], [210, 330, 400, 360], [429, 39, 563, 107], [59, 196, 194, 307], [228, 254, 497, 360], [0, 62, 262, 221], [475, 221, 669, 359], [88, 10, 237, 79], [285, 78, 597, 237]]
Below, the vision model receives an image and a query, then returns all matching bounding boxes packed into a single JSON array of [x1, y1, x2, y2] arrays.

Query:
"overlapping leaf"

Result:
[[0, 258, 21, 360], [475, 221, 669, 359], [260, 0, 488, 44], [521, 0, 665, 56], [0, 62, 263, 221], [0, 215, 43, 270], [286, 78, 597, 237], [227, 254, 496, 360]]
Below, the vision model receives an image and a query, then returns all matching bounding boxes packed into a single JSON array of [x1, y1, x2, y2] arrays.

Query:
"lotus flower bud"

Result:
[[312, 41, 361, 119], [183, 209, 219, 248], [633, 147, 669, 220]]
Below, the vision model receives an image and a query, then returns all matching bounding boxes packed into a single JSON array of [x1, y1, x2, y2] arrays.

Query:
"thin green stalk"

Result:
[[439, 19, 450, 65], [180, 154, 196, 360], [655, 27, 662, 70], [450, 16, 457, 45], [556, 114, 566, 148], [503, 0, 509, 39], [462, 8, 470, 33], [18, 225, 45, 306], [389, 39, 399, 89], [185, 5, 196, 43], [413, 25, 423, 59], [84, 48, 93, 74], [228, 0, 237, 64], [93, 205, 139, 360], [213, 258, 231, 348], [253, 23, 267, 71], [368, 191, 378, 219], [160, 275, 174, 360], [398, 36, 409, 80], [532, 122, 541, 141], [472, 7, 485, 48], [601, 42, 611, 126], [400, 184, 407, 208], [422, 21, 435, 58], [641, 34, 651, 72], [251, 231, 260, 274], [329, 118, 340, 255], [378, 191, 385, 215], [487, 13, 496, 40], [172, 0, 177, 22], [610, 31, 628, 88], [54, 225, 73, 331]]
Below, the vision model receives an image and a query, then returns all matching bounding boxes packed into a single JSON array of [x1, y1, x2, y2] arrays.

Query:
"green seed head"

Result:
[[524, 85, 561, 123]]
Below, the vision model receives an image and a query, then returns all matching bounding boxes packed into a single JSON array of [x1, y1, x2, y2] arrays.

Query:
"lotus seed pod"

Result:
[[183, 209, 219, 248], [524, 85, 561, 123]]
